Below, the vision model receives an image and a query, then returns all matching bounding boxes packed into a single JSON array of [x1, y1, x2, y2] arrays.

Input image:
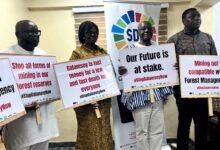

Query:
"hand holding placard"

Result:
[[179, 55, 220, 116], [119, 43, 179, 93], [54, 55, 120, 109], [0, 54, 60, 106], [0, 59, 26, 127]]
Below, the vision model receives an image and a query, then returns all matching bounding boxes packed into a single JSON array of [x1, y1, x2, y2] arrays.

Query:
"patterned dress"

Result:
[[69, 45, 113, 150]]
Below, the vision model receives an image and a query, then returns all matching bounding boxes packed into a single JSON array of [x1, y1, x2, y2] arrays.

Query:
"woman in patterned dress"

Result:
[[69, 21, 113, 150]]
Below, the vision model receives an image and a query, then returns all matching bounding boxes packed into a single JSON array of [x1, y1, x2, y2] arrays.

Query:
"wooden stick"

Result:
[[150, 89, 155, 103], [95, 107, 101, 118], [0, 139, 5, 150], [0, 133, 4, 143], [35, 108, 41, 125], [91, 102, 101, 118], [208, 97, 213, 116]]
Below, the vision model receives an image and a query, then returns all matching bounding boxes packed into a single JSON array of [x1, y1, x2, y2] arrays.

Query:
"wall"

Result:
[[168, 2, 214, 37], [213, 2, 220, 54], [0, 0, 29, 49], [29, 10, 75, 62], [1, 0, 214, 143], [28, 0, 216, 142], [0, 0, 76, 142], [26, 0, 104, 8]]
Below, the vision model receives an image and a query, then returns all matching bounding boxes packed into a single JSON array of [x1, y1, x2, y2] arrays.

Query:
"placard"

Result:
[[120, 43, 179, 92], [0, 59, 25, 127], [0, 54, 60, 106], [180, 55, 220, 98], [54, 55, 120, 109]]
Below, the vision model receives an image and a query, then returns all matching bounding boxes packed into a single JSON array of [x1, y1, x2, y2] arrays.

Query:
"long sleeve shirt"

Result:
[[168, 30, 217, 95]]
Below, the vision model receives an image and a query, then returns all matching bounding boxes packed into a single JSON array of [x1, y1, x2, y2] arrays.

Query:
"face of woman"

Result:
[[84, 26, 98, 45]]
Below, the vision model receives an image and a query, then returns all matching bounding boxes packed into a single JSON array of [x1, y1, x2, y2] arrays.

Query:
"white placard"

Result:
[[120, 43, 179, 92], [180, 55, 220, 98], [0, 54, 60, 106], [54, 55, 120, 109], [0, 59, 26, 127]]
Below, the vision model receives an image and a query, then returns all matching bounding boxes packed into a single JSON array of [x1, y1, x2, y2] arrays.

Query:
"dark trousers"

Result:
[[176, 96, 208, 150]]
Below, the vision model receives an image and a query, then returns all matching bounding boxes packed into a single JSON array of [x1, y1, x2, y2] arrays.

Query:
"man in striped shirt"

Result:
[[119, 21, 174, 150]]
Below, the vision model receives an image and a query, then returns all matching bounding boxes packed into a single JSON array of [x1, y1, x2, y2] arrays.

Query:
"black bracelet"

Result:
[[0, 128, 3, 135], [25, 106, 37, 111]]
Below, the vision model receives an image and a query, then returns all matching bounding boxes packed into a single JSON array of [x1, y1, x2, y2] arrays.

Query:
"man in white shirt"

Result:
[[1, 20, 59, 150]]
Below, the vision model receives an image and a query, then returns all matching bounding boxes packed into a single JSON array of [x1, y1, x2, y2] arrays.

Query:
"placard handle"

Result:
[[95, 107, 101, 118], [150, 89, 155, 103], [35, 108, 41, 125], [208, 97, 213, 116]]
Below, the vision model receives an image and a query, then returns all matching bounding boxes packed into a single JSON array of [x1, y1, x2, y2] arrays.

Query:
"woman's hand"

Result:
[[118, 66, 127, 75], [174, 63, 179, 70], [90, 101, 98, 108]]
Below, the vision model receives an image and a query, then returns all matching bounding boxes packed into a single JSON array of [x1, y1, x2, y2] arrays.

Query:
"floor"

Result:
[[47, 143, 187, 150], [0, 141, 208, 150], [0, 142, 191, 150], [49, 142, 75, 150], [49, 148, 75, 150]]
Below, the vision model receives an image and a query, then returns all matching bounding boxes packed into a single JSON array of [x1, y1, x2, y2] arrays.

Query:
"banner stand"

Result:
[[150, 89, 155, 103], [208, 97, 213, 116]]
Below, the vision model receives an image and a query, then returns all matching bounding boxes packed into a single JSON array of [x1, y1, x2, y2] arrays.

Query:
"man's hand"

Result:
[[25, 102, 39, 111], [25, 101, 53, 111], [174, 63, 179, 70], [118, 66, 127, 75]]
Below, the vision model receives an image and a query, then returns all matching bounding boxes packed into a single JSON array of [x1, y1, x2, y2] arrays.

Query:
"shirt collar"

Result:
[[15, 45, 35, 55], [81, 45, 99, 53], [183, 29, 200, 35]]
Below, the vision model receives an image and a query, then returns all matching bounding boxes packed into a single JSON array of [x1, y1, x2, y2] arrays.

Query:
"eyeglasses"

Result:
[[139, 27, 153, 34], [85, 30, 98, 36], [21, 30, 41, 36]]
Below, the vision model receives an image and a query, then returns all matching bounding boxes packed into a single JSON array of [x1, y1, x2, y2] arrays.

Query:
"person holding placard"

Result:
[[119, 21, 174, 150], [168, 8, 217, 150], [69, 21, 113, 150], [1, 20, 59, 150]]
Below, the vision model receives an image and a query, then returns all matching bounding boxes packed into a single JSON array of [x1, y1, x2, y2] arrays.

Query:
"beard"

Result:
[[22, 40, 39, 52]]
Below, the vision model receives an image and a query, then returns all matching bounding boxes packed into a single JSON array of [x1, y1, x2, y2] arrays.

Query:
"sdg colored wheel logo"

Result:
[[111, 10, 157, 50]]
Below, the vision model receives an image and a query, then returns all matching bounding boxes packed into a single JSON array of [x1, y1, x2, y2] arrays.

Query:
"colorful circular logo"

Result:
[[111, 10, 157, 50]]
